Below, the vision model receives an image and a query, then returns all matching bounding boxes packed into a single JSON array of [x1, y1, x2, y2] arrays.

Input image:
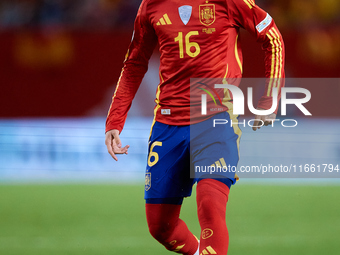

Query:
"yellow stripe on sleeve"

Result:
[[243, 0, 253, 9], [269, 28, 283, 94], [266, 33, 276, 97], [247, 0, 255, 6], [234, 35, 243, 74], [269, 30, 280, 92], [271, 27, 283, 84]]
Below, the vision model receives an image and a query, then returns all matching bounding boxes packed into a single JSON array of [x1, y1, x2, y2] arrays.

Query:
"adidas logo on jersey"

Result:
[[200, 246, 217, 255], [156, 14, 172, 25]]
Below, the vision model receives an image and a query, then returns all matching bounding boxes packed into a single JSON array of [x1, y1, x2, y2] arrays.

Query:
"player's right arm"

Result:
[[105, 0, 157, 160]]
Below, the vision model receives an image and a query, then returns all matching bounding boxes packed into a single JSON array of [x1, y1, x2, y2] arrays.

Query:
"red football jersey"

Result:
[[106, 0, 284, 133]]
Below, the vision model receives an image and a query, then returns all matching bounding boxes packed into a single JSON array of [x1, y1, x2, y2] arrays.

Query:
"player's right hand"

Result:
[[105, 129, 130, 161]]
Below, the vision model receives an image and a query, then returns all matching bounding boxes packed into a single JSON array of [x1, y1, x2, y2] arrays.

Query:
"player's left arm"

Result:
[[227, 0, 285, 130]]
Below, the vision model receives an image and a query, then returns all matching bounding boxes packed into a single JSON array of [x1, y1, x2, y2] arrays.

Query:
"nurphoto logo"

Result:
[[200, 84, 312, 128]]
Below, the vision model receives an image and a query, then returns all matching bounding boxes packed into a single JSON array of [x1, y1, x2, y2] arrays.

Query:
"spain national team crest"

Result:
[[145, 172, 151, 191], [199, 4, 215, 26]]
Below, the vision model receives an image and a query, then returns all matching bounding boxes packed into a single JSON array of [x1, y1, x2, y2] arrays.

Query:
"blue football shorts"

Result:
[[144, 111, 241, 203]]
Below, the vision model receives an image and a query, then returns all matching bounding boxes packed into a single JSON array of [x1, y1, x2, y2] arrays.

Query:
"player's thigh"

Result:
[[191, 111, 241, 181], [145, 121, 193, 200]]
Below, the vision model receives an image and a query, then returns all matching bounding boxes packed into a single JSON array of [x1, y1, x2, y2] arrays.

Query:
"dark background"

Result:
[[0, 0, 339, 118]]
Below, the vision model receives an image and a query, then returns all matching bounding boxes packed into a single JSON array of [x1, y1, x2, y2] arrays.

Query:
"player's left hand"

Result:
[[252, 108, 276, 131]]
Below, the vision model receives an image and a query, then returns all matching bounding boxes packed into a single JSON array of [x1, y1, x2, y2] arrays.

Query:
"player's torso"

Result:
[[145, 0, 240, 80], [143, 0, 242, 124]]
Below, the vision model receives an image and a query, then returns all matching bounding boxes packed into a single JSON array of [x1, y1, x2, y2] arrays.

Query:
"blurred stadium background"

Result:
[[0, 0, 339, 254]]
